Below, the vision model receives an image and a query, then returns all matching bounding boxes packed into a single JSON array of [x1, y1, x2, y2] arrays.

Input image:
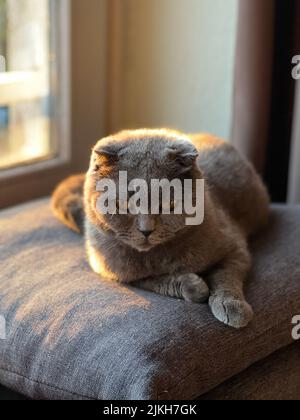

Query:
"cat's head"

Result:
[[84, 129, 203, 252]]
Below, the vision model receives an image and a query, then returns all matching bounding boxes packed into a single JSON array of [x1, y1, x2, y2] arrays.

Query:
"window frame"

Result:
[[288, 78, 300, 203], [0, 0, 71, 206], [0, 0, 107, 209], [231, 0, 275, 174]]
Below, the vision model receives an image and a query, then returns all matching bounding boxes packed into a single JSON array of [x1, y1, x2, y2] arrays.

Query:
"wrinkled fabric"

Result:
[[0, 200, 299, 400]]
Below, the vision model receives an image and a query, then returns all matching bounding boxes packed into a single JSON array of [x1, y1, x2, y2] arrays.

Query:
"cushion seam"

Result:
[[0, 367, 96, 400]]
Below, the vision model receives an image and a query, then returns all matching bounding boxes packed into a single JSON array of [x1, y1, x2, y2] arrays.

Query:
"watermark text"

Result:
[[292, 315, 300, 340], [292, 55, 300, 80], [0, 315, 6, 340], [96, 171, 205, 226]]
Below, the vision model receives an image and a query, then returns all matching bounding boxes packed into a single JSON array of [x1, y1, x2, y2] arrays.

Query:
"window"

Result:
[[0, 0, 71, 209], [0, 0, 107, 210], [0, 0, 58, 169]]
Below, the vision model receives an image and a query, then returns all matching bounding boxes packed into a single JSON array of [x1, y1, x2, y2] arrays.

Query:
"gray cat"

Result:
[[52, 129, 270, 329]]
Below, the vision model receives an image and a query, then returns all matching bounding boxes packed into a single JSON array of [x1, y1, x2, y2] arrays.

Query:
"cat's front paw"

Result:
[[209, 296, 253, 329], [179, 274, 209, 303]]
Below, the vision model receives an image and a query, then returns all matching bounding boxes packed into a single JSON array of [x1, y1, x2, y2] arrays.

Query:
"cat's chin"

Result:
[[136, 245, 156, 253], [133, 244, 156, 253], [125, 240, 158, 253]]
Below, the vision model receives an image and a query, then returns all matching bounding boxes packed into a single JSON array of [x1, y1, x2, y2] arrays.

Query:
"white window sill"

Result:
[[0, 71, 48, 106]]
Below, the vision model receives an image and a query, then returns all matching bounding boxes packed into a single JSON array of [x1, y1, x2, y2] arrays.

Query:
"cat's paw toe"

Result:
[[209, 296, 253, 329], [179, 274, 209, 303]]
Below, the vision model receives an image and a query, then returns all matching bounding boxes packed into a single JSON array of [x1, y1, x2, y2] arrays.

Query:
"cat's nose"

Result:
[[139, 229, 154, 238]]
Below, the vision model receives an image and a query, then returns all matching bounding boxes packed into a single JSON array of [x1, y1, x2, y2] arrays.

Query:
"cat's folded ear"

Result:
[[92, 142, 122, 166], [90, 141, 122, 174], [167, 142, 199, 173]]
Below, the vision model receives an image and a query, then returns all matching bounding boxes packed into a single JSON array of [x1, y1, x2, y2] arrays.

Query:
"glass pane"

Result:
[[0, 0, 55, 169]]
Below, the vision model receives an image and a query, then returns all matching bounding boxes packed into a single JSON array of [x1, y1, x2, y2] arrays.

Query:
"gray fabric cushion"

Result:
[[0, 199, 299, 400], [201, 343, 300, 400]]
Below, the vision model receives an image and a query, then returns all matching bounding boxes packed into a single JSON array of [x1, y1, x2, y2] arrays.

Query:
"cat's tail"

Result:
[[51, 174, 86, 234]]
